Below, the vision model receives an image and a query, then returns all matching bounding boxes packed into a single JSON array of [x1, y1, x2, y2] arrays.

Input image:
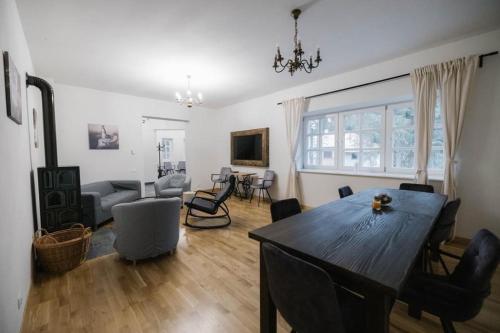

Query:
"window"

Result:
[[304, 114, 337, 168], [161, 138, 173, 160], [302, 101, 444, 176], [339, 107, 384, 171], [429, 101, 444, 171], [388, 102, 416, 172]]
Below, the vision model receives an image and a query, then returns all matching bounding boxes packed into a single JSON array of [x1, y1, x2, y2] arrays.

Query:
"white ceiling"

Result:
[[17, 0, 500, 108]]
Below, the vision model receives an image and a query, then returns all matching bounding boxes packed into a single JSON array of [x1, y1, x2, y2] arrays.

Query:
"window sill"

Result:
[[298, 169, 444, 182]]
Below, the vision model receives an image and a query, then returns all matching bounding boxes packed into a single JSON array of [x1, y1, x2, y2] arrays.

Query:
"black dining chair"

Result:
[[270, 198, 302, 222], [401, 229, 500, 333], [399, 183, 434, 193], [262, 242, 365, 333], [427, 198, 461, 276], [338, 186, 353, 199]]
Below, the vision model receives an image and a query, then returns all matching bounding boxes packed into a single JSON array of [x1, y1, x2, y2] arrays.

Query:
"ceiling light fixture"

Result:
[[273, 9, 322, 76], [175, 75, 202, 108]]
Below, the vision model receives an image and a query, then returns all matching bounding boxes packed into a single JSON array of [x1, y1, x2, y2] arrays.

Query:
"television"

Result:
[[231, 128, 269, 166]]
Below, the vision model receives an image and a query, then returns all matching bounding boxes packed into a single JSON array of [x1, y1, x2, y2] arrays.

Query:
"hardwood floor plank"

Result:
[[22, 196, 499, 333]]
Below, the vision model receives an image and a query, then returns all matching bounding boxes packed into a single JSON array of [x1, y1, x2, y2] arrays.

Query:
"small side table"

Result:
[[183, 191, 195, 204]]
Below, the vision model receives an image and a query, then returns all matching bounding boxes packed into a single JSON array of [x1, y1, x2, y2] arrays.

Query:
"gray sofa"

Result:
[[154, 174, 191, 200], [81, 180, 141, 229], [112, 198, 181, 262]]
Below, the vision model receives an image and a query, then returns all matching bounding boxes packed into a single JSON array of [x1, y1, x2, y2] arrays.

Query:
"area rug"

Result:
[[86, 226, 116, 260]]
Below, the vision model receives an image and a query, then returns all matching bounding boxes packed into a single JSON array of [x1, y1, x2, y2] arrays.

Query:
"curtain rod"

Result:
[[277, 51, 498, 106]]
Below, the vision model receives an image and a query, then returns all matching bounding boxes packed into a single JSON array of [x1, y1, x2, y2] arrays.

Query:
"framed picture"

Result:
[[88, 124, 119, 149], [3, 51, 22, 125]]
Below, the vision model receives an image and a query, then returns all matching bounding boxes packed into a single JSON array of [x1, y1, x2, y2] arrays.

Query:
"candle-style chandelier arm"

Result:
[[272, 8, 322, 76]]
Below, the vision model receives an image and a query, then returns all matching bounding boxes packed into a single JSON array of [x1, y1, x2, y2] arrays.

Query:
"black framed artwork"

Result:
[[3, 51, 22, 125]]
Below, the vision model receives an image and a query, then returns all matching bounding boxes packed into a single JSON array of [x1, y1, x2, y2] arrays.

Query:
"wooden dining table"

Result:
[[248, 188, 447, 333]]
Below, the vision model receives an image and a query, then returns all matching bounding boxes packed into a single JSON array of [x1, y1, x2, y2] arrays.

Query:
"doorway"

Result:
[[141, 117, 187, 184]]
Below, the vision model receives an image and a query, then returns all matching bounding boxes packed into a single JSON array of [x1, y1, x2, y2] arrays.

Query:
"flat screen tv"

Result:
[[231, 128, 269, 166]]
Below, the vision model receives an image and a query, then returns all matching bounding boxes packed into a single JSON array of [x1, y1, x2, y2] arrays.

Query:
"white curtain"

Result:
[[438, 55, 479, 199], [282, 97, 307, 200], [411, 66, 438, 184]]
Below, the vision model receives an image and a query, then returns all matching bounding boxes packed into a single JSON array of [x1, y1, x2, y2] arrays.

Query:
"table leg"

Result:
[[365, 291, 393, 333], [260, 243, 277, 333]]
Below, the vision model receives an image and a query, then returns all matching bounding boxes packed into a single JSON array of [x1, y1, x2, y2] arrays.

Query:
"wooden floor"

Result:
[[22, 196, 500, 333]]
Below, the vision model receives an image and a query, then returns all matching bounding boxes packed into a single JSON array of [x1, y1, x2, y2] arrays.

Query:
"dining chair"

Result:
[[163, 161, 174, 175], [338, 186, 353, 199], [399, 183, 434, 193], [211, 167, 232, 191], [176, 161, 186, 174], [401, 229, 500, 333], [262, 242, 365, 333], [250, 170, 275, 206], [270, 198, 302, 222], [427, 198, 461, 275]]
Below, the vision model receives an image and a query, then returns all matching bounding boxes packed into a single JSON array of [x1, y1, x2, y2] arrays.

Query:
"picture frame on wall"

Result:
[[88, 124, 120, 149], [3, 51, 23, 125]]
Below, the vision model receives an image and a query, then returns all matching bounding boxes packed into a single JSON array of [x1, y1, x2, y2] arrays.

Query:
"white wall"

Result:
[[54, 84, 215, 192], [206, 29, 500, 238], [0, 0, 41, 332]]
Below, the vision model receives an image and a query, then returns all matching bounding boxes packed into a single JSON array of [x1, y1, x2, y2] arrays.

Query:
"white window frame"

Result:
[[338, 106, 385, 173], [303, 114, 339, 170], [302, 99, 444, 178], [161, 138, 173, 161], [386, 102, 416, 175]]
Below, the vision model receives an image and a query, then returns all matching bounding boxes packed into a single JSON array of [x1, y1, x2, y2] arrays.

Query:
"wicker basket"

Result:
[[34, 224, 92, 273]]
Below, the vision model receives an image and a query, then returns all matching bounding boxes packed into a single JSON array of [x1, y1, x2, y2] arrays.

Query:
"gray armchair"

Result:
[[112, 198, 181, 262], [81, 180, 141, 230], [154, 174, 191, 200]]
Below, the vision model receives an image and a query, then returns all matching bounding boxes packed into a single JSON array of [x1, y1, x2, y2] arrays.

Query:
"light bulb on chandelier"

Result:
[[175, 75, 203, 108]]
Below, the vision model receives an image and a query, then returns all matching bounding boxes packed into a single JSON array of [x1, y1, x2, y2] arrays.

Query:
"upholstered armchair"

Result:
[[154, 174, 191, 200], [185, 175, 236, 229], [112, 198, 181, 262], [400, 229, 500, 333]]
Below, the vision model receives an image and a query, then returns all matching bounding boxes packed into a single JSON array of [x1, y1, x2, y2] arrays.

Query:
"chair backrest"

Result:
[[399, 183, 434, 193], [338, 186, 353, 199], [112, 198, 181, 259], [220, 167, 232, 179], [81, 181, 116, 197], [262, 243, 346, 333], [168, 174, 186, 188], [164, 161, 173, 170], [214, 175, 236, 203], [429, 199, 461, 248], [177, 161, 186, 170], [451, 229, 500, 298], [270, 198, 302, 222]]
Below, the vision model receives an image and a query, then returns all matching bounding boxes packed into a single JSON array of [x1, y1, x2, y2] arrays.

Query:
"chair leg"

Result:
[[440, 318, 457, 333], [212, 182, 216, 192], [257, 189, 262, 206], [265, 188, 272, 203], [250, 189, 255, 203]]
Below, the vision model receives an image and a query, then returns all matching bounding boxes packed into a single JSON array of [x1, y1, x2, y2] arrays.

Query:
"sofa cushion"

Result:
[[101, 190, 139, 211], [169, 175, 186, 188], [159, 188, 183, 198], [82, 181, 115, 197]]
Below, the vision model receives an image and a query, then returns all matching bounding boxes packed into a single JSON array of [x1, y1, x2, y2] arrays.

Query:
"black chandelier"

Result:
[[273, 9, 322, 75]]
